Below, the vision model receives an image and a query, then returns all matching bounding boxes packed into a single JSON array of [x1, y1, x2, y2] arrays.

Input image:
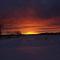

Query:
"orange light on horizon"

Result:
[[21, 31, 39, 35], [19, 26, 41, 35]]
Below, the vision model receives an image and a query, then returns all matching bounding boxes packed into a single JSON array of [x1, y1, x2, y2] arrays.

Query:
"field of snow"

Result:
[[0, 35, 60, 60]]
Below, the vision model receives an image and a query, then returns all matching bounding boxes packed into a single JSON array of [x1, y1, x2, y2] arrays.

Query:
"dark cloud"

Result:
[[0, 0, 60, 18], [34, 0, 60, 18]]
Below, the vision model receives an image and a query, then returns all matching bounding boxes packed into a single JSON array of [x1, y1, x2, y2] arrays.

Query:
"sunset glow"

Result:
[[21, 31, 39, 35], [1, 17, 60, 35], [0, 6, 60, 35]]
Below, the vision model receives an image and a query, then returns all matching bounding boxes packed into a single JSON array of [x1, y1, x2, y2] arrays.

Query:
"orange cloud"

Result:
[[0, 8, 60, 35]]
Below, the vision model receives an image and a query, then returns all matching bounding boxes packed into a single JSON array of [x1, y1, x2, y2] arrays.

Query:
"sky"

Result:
[[0, 0, 60, 34]]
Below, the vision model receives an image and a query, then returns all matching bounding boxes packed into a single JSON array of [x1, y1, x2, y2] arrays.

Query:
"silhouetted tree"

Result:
[[0, 24, 4, 35], [0, 24, 2, 35], [15, 31, 22, 35]]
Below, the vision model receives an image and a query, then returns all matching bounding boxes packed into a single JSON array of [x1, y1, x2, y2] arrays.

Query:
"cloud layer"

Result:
[[0, 0, 60, 18]]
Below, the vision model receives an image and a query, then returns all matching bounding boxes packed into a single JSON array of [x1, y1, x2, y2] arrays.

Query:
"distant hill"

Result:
[[0, 32, 60, 36], [0, 32, 60, 39], [40, 32, 60, 35]]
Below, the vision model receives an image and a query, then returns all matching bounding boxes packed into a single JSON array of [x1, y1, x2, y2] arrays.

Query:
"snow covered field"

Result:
[[0, 35, 60, 60]]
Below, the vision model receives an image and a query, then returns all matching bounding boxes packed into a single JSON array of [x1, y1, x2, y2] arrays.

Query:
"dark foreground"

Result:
[[0, 35, 60, 60]]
